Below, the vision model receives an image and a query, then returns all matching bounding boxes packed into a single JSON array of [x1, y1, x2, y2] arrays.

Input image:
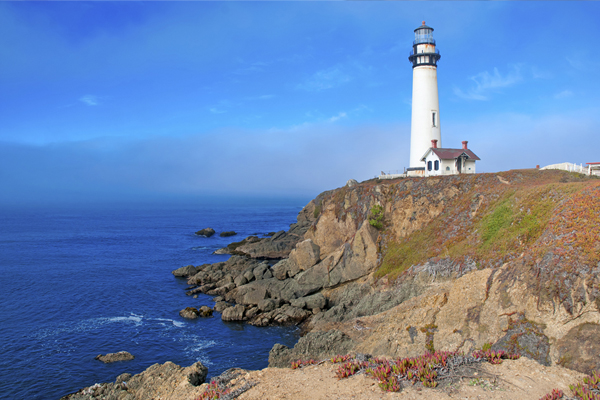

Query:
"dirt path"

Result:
[[227, 357, 584, 400]]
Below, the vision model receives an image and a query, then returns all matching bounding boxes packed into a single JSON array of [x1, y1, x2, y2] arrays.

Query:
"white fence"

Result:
[[540, 162, 590, 174]]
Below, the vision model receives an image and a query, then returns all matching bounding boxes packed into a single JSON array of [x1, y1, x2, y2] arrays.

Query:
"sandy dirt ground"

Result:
[[226, 357, 585, 400]]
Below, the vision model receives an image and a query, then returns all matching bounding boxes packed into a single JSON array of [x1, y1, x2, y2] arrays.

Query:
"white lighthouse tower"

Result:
[[408, 22, 442, 172]]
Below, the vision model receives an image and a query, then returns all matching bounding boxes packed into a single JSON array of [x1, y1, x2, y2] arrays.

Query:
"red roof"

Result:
[[586, 162, 600, 165], [423, 148, 481, 161]]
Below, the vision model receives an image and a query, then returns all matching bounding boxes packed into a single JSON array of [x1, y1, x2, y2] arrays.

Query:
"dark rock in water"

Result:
[[198, 306, 213, 317], [265, 232, 276, 237], [220, 231, 237, 237], [268, 329, 354, 368], [172, 265, 197, 277], [179, 307, 200, 319], [195, 228, 215, 237], [95, 351, 135, 363]]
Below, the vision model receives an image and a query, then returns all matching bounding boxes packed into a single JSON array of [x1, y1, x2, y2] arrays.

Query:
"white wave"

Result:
[[152, 318, 185, 328]]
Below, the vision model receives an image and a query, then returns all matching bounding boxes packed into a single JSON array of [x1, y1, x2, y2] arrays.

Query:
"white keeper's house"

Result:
[[421, 139, 480, 176]]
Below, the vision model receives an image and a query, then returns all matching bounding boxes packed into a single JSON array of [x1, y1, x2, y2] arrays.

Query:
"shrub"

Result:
[[369, 204, 384, 230]]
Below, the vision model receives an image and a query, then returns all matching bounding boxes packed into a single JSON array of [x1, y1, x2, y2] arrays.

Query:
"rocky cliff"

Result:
[[70, 169, 599, 398], [267, 169, 600, 376]]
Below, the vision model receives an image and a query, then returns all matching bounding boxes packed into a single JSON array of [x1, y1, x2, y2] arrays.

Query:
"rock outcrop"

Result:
[[195, 228, 215, 237], [172, 265, 197, 277], [94, 351, 134, 363], [62, 361, 208, 400], [175, 170, 600, 378]]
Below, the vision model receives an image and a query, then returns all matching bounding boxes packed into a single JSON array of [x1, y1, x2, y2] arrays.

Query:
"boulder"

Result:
[[246, 306, 259, 319], [268, 330, 354, 368], [221, 304, 246, 321], [214, 301, 231, 313], [253, 264, 268, 281], [195, 228, 215, 237], [243, 269, 255, 282], [179, 307, 200, 319], [172, 265, 197, 277], [346, 179, 359, 187], [289, 239, 321, 271], [290, 298, 306, 309], [272, 259, 290, 280], [258, 299, 277, 313], [241, 286, 267, 305], [219, 231, 237, 237], [234, 274, 248, 287], [198, 306, 213, 317], [95, 351, 135, 363], [304, 292, 327, 310]]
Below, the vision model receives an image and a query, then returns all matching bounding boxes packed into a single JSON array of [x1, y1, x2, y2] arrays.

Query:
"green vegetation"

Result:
[[313, 204, 321, 219], [376, 176, 593, 280], [369, 204, 384, 230]]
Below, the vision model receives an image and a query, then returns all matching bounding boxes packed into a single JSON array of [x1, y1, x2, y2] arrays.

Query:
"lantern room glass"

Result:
[[414, 28, 435, 45]]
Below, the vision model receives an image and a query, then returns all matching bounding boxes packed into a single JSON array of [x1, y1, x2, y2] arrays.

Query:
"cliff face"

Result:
[[271, 169, 600, 375]]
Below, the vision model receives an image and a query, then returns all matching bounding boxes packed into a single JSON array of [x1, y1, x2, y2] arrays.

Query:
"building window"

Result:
[[434, 160, 439, 171], [427, 161, 432, 171], [432, 112, 437, 127], [446, 166, 450, 171]]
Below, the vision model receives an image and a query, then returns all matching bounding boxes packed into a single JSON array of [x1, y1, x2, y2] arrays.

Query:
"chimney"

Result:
[[462, 141, 468, 150], [431, 139, 438, 149]]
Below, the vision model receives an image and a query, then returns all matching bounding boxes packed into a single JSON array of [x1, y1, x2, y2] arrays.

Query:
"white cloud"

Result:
[[328, 112, 347, 122], [297, 66, 352, 92], [453, 65, 523, 101], [79, 95, 99, 106], [553, 90, 573, 99], [209, 107, 226, 114]]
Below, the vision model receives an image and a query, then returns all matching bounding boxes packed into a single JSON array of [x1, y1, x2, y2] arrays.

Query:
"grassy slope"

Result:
[[376, 169, 600, 281]]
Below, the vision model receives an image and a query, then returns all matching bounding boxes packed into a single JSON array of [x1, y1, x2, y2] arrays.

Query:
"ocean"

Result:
[[0, 198, 308, 400]]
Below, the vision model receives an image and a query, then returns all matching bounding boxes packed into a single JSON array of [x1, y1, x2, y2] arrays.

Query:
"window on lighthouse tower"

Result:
[[432, 112, 437, 127]]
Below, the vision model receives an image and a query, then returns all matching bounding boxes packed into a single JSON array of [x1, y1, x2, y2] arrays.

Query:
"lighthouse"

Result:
[[408, 22, 442, 171]]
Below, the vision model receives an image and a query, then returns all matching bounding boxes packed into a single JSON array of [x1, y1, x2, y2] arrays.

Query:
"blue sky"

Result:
[[1, 2, 599, 205]]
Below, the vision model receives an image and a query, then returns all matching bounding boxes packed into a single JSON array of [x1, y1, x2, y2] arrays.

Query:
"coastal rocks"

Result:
[[288, 239, 320, 272], [213, 235, 263, 255], [231, 201, 318, 259], [179, 306, 213, 319], [222, 304, 246, 321], [62, 361, 208, 400], [195, 228, 215, 237], [94, 351, 134, 363], [179, 307, 200, 319], [214, 301, 232, 313], [249, 304, 311, 327], [220, 231, 237, 237], [199, 306, 213, 317], [268, 329, 354, 368], [172, 265, 197, 277]]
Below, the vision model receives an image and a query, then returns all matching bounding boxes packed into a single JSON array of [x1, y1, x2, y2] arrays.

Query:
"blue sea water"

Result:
[[0, 199, 308, 400]]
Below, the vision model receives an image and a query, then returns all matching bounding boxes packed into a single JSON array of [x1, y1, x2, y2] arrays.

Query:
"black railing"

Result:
[[409, 48, 440, 57]]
